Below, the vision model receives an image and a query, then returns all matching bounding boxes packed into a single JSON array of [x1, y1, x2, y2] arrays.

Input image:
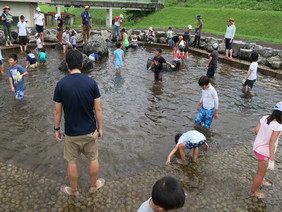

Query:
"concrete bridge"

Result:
[[48, 0, 165, 26]]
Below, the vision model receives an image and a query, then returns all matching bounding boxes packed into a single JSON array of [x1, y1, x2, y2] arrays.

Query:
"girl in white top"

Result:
[[242, 50, 259, 93], [250, 102, 282, 198], [62, 27, 70, 53]]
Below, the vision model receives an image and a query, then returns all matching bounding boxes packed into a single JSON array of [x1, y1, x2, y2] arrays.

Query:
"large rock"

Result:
[[232, 40, 246, 57], [207, 37, 218, 52], [218, 42, 225, 54], [11, 30, 18, 40], [127, 29, 133, 38], [59, 53, 94, 72], [258, 48, 274, 58], [266, 56, 282, 69], [44, 29, 57, 42], [138, 32, 146, 41], [244, 42, 256, 49], [83, 35, 109, 56], [157, 37, 167, 44], [100, 30, 111, 41], [254, 44, 263, 52], [132, 30, 141, 35], [75, 33, 83, 43], [155, 31, 166, 38], [239, 49, 253, 60], [0, 30, 5, 44]]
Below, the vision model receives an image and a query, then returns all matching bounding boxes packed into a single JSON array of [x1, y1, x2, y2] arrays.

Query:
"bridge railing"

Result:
[[52, 0, 165, 4]]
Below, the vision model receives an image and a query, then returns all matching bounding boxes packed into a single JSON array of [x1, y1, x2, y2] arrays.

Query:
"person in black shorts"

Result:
[[55, 14, 64, 45], [148, 48, 175, 82], [34, 7, 45, 45]]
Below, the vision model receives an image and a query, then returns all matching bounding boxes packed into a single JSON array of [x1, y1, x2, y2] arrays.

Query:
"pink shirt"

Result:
[[253, 116, 282, 157]]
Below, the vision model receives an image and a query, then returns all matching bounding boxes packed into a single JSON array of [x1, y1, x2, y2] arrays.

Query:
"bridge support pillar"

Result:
[[56, 5, 61, 16], [106, 8, 112, 27]]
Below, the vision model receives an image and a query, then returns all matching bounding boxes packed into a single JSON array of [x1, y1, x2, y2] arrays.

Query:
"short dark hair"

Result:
[[251, 50, 258, 62], [151, 176, 185, 211], [20, 15, 25, 20], [90, 31, 95, 35], [175, 133, 182, 144], [198, 75, 210, 86], [267, 110, 282, 125], [121, 28, 125, 32], [25, 49, 31, 54], [65, 49, 83, 70], [65, 27, 70, 31], [9, 54, 18, 61], [41, 48, 45, 52], [156, 48, 162, 54], [116, 42, 121, 48]]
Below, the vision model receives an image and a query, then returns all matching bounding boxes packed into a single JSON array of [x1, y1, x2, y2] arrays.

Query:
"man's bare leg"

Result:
[[67, 162, 79, 194]]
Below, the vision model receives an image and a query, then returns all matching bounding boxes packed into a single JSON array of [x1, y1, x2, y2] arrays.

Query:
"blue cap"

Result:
[[274, 102, 282, 112]]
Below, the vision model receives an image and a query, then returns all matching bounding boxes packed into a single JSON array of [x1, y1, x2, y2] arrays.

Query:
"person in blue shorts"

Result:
[[8, 54, 28, 100], [112, 42, 125, 73], [166, 130, 209, 165], [195, 76, 219, 130]]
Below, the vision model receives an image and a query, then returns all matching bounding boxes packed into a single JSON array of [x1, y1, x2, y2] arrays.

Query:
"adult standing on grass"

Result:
[[193, 15, 203, 48], [81, 6, 92, 43], [34, 7, 45, 45], [2, 6, 13, 46], [112, 14, 124, 41], [53, 49, 105, 195], [224, 18, 236, 59]]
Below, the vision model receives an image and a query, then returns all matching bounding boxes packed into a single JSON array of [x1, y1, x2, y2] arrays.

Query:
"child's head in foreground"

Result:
[[116, 42, 121, 49], [8, 54, 18, 66], [155, 48, 162, 56], [251, 50, 258, 62], [198, 76, 210, 89], [268, 102, 282, 125], [151, 176, 185, 211]]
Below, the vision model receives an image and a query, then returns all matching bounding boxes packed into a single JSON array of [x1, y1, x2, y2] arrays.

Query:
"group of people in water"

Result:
[[1, 5, 281, 211]]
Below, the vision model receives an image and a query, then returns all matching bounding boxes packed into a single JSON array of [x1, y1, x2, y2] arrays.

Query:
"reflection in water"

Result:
[[114, 72, 124, 88]]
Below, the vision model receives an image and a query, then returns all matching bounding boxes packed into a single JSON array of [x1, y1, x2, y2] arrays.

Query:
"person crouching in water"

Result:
[[148, 48, 175, 82], [166, 130, 209, 165]]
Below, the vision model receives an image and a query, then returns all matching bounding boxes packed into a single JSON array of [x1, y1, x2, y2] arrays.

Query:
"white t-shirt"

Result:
[[177, 130, 206, 145], [248, 61, 258, 80], [137, 198, 154, 212], [36, 38, 43, 49], [34, 13, 45, 26], [253, 116, 282, 157], [62, 32, 70, 44], [200, 84, 219, 110], [17, 21, 27, 36]]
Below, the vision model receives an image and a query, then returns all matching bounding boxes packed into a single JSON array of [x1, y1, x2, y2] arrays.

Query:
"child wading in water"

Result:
[[8, 54, 28, 100], [166, 130, 209, 165], [121, 28, 129, 50], [112, 42, 125, 73], [242, 50, 258, 94], [148, 48, 175, 82], [38, 48, 47, 65], [250, 102, 282, 198], [195, 76, 219, 130], [206, 43, 219, 79]]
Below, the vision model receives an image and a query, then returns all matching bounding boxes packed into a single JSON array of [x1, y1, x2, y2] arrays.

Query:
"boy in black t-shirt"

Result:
[[206, 43, 219, 79], [148, 48, 175, 82]]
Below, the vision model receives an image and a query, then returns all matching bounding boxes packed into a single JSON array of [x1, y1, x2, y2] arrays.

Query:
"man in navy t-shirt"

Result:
[[53, 49, 104, 195]]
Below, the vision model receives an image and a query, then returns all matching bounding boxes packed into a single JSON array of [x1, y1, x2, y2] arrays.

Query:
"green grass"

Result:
[[39, 4, 125, 26], [128, 7, 282, 44], [165, 0, 282, 11]]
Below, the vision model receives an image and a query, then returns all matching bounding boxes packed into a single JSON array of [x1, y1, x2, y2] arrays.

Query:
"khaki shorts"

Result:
[[64, 130, 99, 163]]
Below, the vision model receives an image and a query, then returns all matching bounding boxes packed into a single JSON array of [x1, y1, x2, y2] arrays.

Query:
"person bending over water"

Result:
[[250, 102, 282, 199], [166, 130, 209, 165]]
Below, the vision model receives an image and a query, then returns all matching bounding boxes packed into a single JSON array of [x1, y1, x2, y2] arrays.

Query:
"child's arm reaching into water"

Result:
[[148, 61, 154, 70], [165, 61, 175, 68], [166, 145, 179, 165]]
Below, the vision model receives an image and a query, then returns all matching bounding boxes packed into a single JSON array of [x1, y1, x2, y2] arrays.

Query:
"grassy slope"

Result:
[[130, 7, 282, 44]]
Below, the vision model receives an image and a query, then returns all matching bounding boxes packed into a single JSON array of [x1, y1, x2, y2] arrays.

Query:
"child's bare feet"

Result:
[[176, 158, 188, 165], [250, 191, 265, 198], [262, 180, 272, 187]]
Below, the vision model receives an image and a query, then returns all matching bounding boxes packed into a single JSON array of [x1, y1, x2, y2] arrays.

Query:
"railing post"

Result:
[[106, 8, 113, 27]]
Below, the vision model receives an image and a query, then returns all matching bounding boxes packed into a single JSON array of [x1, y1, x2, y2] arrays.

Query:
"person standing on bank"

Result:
[[2, 6, 13, 46], [53, 49, 105, 195], [112, 14, 124, 41], [193, 15, 203, 48], [17, 15, 28, 52], [81, 6, 92, 43], [224, 18, 236, 59], [34, 7, 45, 46]]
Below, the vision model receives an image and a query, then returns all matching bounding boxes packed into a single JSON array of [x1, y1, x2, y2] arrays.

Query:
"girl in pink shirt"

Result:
[[250, 102, 282, 198]]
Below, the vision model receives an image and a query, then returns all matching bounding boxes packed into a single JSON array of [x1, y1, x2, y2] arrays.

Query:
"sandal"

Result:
[[89, 178, 105, 193], [60, 185, 79, 196], [249, 191, 265, 199]]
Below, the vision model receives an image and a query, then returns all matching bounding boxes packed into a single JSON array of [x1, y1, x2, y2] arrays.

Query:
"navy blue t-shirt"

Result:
[[53, 73, 101, 136]]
